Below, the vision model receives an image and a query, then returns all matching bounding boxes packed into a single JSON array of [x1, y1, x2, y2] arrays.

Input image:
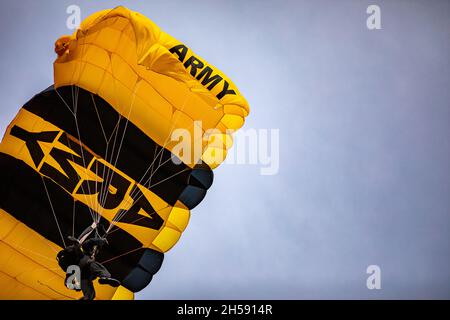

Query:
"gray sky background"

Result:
[[0, 0, 449, 299]]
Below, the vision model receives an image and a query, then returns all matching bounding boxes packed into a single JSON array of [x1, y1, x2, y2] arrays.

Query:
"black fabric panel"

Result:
[[190, 164, 214, 189], [22, 85, 213, 209], [122, 267, 153, 292], [0, 153, 148, 288], [137, 249, 164, 274], [179, 186, 207, 209], [120, 248, 164, 292]]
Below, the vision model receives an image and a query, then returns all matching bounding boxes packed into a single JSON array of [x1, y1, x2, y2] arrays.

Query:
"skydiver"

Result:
[[57, 221, 120, 300]]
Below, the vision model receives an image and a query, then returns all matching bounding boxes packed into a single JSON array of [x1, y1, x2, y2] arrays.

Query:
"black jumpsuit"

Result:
[[78, 236, 111, 300], [57, 223, 115, 300]]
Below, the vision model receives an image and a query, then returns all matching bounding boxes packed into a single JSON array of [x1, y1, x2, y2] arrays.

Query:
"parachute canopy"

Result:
[[54, 6, 249, 168], [0, 6, 249, 300]]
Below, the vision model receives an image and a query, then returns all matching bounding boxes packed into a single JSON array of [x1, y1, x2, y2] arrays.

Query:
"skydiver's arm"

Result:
[[77, 222, 98, 243], [82, 237, 108, 251]]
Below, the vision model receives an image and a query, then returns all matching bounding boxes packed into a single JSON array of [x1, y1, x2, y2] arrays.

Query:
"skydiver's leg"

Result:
[[90, 261, 111, 278], [79, 262, 96, 300], [90, 261, 120, 287], [80, 278, 96, 300]]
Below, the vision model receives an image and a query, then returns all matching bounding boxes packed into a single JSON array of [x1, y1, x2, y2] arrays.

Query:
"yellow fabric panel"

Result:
[[111, 285, 134, 300], [202, 147, 228, 169], [146, 202, 191, 252], [166, 201, 190, 233], [92, 279, 117, 300], [97, 63, 121, 107], [127, 92, 172, 147], [135, 79, 173, 121], [3, 222, 60, 271], [54, 6, 250, 169], [0, 208, 18, 240], [16, 265, 76, 300], [203, 132, 233, 152], [115, 28, 138, 64], [84, 44, 111, 70], [152, 226, 181, 252], [53, 60, 76, 87], [95, 25, 123, 53], [78, 61, 107, 95], [224, 104, 247, 117], [0, 272, 50, 300], [0, 241, 75, 299], [168, 110, 207, 165], [0, 210, 118, 300], [0, 109, 60, 172], [220, 114, 245, 131]]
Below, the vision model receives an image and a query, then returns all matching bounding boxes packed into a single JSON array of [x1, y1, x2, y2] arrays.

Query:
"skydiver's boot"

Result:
[[98, 277, 121, 287]]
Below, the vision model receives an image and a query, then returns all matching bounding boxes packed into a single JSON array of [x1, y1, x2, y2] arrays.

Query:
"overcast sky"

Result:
[[0, 0, 449, 299]]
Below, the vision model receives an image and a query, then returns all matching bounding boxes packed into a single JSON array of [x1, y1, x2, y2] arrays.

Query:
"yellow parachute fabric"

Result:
[[0, 6, 249, 300], [0, 208, 131, 300], [54, 6, 249, 168]]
